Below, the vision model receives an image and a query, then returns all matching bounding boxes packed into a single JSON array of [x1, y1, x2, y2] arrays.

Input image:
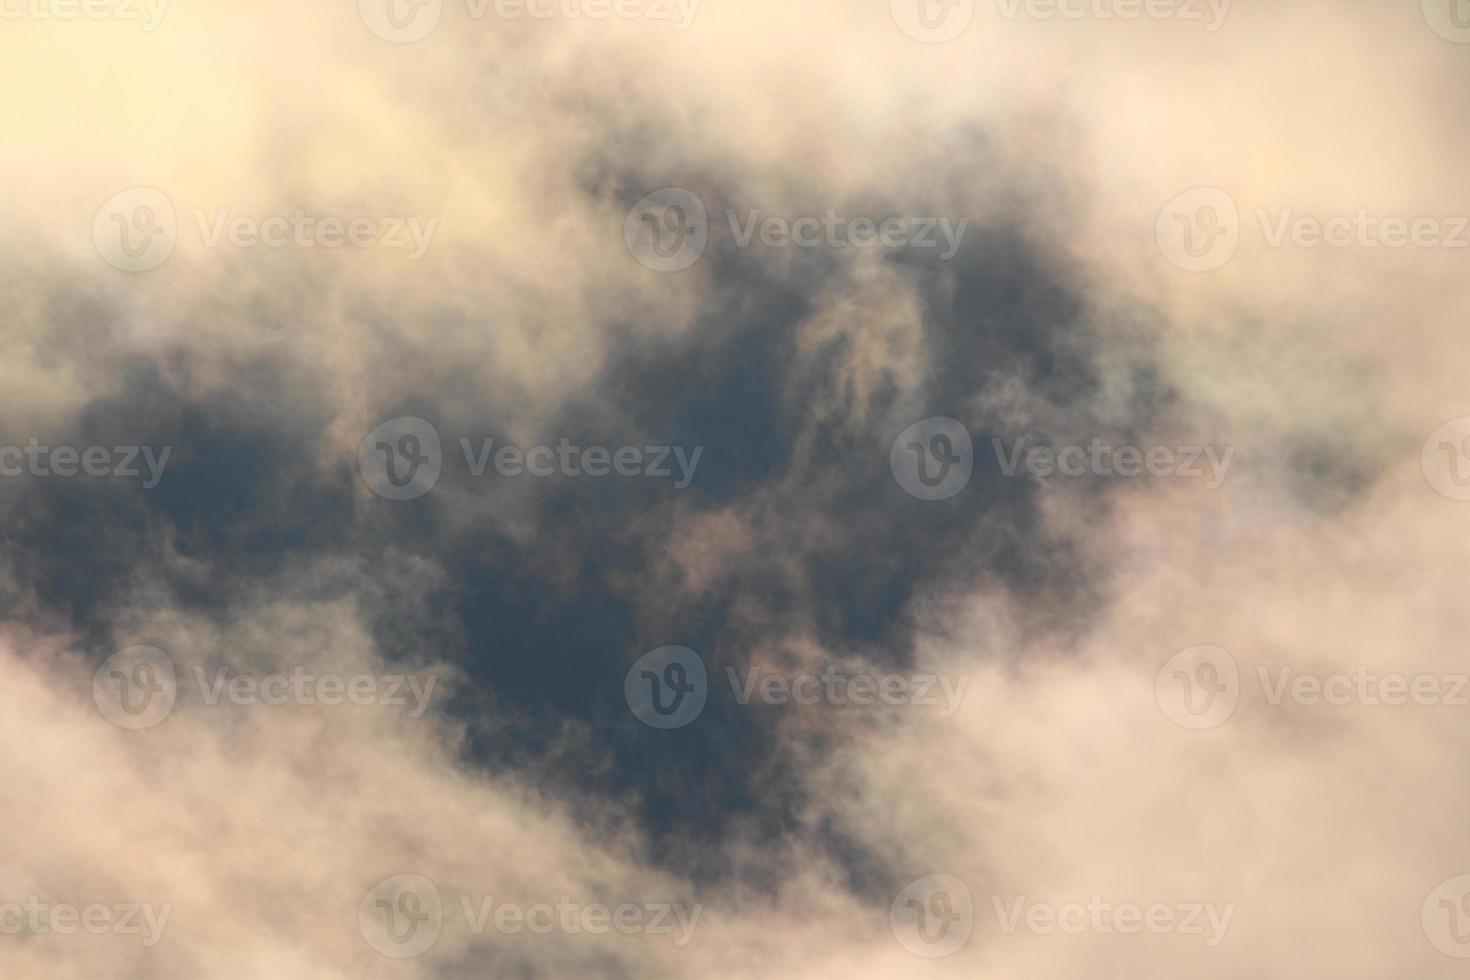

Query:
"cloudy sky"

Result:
[[4, 0, 1470, 976]]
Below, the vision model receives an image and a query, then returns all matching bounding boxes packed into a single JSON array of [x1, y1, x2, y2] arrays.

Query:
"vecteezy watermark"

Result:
[[358, 875, 701, 959], [1155, 188, 1240, 272], [994, 0, 1231, 30], [358, 0, 697, 43], [1157, 187, 1470, 272], [725, 211, 970, 261], [1422, 417, 1470, 501], [990, 896, 1234, 946], [888, 875, 1233, 958], [890, 417, 974, 501], [357, 416, 703, 500], [624, 647, 971, 729], [91, 646, 439, 730], [889, 418, 1234, 500], [1156, 645, 1470, 730], [890, 0, 974, 42], [624, 646, 708, 729], [890, 0, 1228, 43], [92, 187, 437, 272], [0, 899, 171, 947], [1423, 0, 1470, 43], [1423, 875, 1470, 957], [1155, 645, 1238, 729], [622, 188, 970, 272], [993, 436, 1234, 488], [0, 440, 171, 487], [0, 0, 168, 29], [890, 875, 975, 958], [726, 665, 970, 718]]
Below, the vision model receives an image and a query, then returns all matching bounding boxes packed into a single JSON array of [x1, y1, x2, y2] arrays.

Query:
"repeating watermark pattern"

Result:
[[1159, 187, 1470, 271], [358, 0, 697, 43], [0, 899, 171, 946], [1422, 417, 1470, 501], [995, 0, 1230, 29], [891, 418, 1233, 499], [623, 189, 970, 272], [0, 440, 170, 487], [358, 416, 703, 500], [991, 896, 1233, 945], [1423, 0, 1470, 43], [1423, 875, 1470, 957], [726, 666, 970, 718], [625, 648, 970, 728], [890, 875, 975, 958], [92, 646, 439, 729], [1157, 646, 1470, 730], [889, 417, 974, 501], [93, 188, 437, 272], [0, 0, 168, 29], [358, 875, 701, 959]]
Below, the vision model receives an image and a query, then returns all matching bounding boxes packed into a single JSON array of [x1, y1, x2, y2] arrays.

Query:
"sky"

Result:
[[4, 0, 1470, 976]]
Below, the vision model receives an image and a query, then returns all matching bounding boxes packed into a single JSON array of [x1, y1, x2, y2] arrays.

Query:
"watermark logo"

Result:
[[1425, 875, 1470, 956], [890, 874, 974, 958], [625, 192, 968, 270], [359, 0, 442, 41], [1160, 188, 1470, 270], [1159, 647, 1470, 728], [890, 0, 974, 42], [1155, 645, 1239, 730], [92, 646, 177, 731], [1422, 417, 1470, 501], [890, 417, 973, 501], [624, 188, 708, 272], [360, 875, 443, 958], [359, 419, 703, 499], [92, 646, 439, 728], [1156, 187, 1240, 272], [625, 646, 707, 729], [94, 191, 437, 270], [93, 187, 177, 272], [359, 875, 701, 953], [359, 417, 443, 501], [1423, 0, 1470, 43]]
